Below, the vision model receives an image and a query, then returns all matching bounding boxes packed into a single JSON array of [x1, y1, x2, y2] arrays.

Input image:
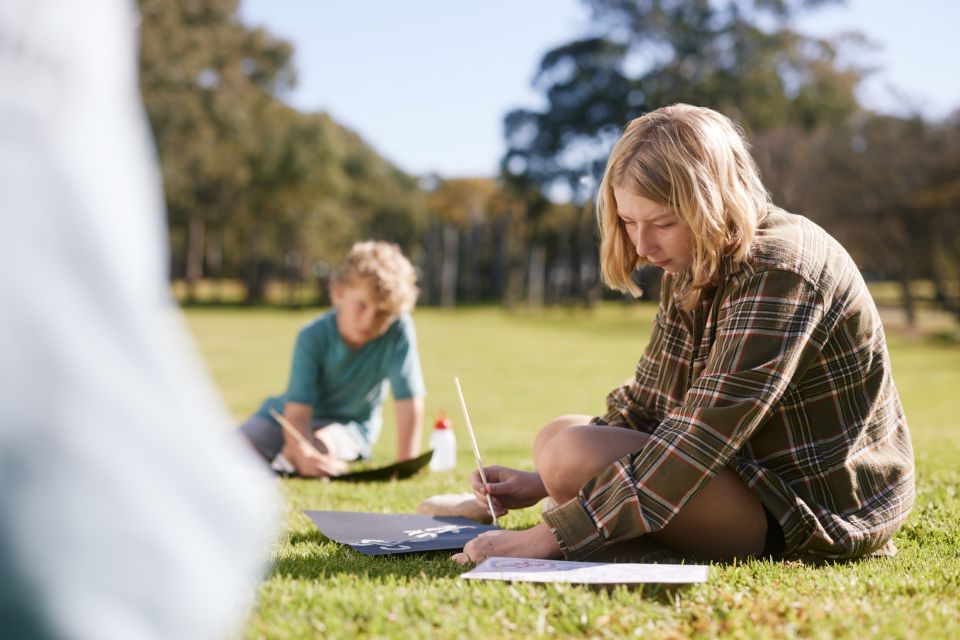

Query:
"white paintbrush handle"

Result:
[[453, 376, 499, 526]]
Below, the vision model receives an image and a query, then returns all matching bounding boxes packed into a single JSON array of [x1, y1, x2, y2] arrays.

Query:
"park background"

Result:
[[138, 1, 960, 637]]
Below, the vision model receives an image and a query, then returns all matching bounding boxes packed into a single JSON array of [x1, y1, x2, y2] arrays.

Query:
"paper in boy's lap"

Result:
[[461, 557, 709, 584], [304, 511, 500, 555]]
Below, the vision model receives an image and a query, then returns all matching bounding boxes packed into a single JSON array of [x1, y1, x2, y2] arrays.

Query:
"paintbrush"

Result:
[[453, 376, 499, 526], [269, 408, 325, 457]]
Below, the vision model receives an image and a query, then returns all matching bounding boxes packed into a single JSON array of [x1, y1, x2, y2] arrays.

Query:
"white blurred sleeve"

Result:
[[0, 1, 279, 639]]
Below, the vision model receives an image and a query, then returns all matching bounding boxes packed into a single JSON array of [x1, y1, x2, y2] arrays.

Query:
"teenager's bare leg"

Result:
[[535, 421, 767, 559], [533, 414, 592, 461]]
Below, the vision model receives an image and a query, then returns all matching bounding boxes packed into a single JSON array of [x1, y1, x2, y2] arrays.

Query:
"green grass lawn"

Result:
[[185, 304, 960, 639]]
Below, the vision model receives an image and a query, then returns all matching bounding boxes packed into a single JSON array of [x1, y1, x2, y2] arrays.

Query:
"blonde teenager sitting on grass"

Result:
[[239, 241, 425, 477], [455, 104, 914, 565]]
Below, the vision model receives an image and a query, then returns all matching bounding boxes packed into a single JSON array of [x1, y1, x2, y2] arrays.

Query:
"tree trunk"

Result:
[[527, 244, 546, 307], [418, 226, 439, 305], [490, 216, 507, 300], [242, 227, 268, 305], [503, 221, 525, 309], [205, 227, 223, 303], [440, 223, 460, 308], [185, 215, 205, 303], [934, 243, 960, 319], [461, 222, 479, 303], [897, 272, 917, 330], [570, 205, 600, 307], [285, 250, 302, 309]]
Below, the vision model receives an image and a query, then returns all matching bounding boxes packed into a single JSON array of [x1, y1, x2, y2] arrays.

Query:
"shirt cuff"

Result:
[[540, 496, 608, 560]]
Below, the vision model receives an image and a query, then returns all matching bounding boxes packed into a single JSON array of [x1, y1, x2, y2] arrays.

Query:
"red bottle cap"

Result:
[[434, 410, 452, 430]]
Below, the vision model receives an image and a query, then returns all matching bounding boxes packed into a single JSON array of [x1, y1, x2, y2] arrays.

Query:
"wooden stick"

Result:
[[268, 408, 324, 458], [453, 376, 499, 526]]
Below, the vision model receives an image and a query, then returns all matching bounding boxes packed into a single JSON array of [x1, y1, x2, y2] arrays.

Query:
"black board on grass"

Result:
[[304, 511, 501, 555], [276, 449, 433, 481], [333, 449, 433, 482]]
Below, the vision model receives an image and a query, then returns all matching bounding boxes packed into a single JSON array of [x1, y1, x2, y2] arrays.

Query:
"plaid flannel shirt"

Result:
[[542, 209, 915, 560]]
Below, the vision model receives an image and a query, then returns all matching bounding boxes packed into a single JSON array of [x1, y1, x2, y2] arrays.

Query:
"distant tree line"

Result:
[[138, 0, 960, 326]]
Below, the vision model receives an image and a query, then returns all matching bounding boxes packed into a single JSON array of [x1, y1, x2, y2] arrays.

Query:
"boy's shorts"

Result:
[[237, 414, 369, 464]]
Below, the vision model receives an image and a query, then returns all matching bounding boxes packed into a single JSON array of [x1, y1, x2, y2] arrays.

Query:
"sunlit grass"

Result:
[[184, 304, 960, 639]]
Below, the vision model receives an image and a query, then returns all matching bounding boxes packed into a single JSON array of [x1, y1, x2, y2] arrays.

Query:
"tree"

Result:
[[422, 178, 500, 307], [138, 0, 295, 301], [500, 0, 867, 304], [138, 1, 425, 304], [503, 0, 859, 199]]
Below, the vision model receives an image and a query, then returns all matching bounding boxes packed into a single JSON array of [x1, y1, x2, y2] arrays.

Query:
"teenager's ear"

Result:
[[331, 284, 344, 306]]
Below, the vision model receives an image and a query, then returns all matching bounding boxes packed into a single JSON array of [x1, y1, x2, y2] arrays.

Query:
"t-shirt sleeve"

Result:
[[388, 315, 425, 400], [285, 324, 324, 406], [543, 270, 828, 559]]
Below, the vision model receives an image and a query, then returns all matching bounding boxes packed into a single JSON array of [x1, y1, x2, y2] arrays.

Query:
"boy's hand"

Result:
[[471, 466, 547, 517], [285, 441, 347, 478]]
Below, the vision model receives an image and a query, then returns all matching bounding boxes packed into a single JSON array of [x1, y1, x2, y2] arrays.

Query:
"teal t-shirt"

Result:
[[257, 311, 425, 450]]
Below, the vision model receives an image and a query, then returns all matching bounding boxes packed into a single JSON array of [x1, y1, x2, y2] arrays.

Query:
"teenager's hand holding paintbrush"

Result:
[[468, 466, 548, 517], [452, 377, 549, 520], [451, 377, 561, 566]]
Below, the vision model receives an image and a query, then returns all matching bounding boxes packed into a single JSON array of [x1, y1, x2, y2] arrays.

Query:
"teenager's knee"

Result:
[[537, 427, 597, 502], [533, 414, 592, 464]]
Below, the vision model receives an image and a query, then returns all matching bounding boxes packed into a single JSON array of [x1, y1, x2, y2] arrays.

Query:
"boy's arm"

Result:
[[282, 401, 314, 442], [394, 397, 424, 461], [281, 401, 344, 477]]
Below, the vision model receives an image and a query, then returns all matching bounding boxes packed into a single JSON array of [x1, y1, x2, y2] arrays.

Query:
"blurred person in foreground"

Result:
[[456, 104, 914, 565], [0, 1, 277, 638], [238, 241, 426, 478]]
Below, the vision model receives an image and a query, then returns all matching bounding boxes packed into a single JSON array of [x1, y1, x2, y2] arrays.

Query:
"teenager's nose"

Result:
[[634, 225, 656, 257]]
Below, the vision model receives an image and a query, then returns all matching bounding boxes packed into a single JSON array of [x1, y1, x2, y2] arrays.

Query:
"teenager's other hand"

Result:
[[471, 466, 547, 516]]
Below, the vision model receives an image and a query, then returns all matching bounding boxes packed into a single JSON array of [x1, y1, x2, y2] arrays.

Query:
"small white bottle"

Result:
[[428, 410, 457, 471]]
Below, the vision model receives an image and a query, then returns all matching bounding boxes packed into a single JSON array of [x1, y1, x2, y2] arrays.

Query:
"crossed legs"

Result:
[[534, 415, 768, 559]]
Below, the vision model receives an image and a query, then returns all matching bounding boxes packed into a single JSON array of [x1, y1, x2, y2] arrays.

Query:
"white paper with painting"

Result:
[[460, 557, 709, 584]]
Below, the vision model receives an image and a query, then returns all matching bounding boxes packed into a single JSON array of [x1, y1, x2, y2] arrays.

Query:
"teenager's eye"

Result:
[[655, 222, 676, 229], [620, 219, 636, 227]]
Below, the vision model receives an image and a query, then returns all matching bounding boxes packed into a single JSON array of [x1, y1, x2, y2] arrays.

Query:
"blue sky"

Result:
[[240, 0, 960, 178]]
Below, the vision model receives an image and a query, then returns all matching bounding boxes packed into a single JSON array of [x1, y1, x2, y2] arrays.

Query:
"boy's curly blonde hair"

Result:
[[330, 241, 419, 314]]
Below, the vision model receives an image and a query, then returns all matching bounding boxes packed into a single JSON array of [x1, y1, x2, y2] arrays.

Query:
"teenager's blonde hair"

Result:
[[331, 241, 419, 314], [596, 104, 770, 309]]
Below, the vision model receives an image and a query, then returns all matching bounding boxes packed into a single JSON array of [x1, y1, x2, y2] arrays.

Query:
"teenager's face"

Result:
[[614, 188, 695, 274], [332, 283, 396, 348]]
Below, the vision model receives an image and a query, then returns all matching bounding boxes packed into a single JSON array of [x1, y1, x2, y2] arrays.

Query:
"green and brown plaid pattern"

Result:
[[542, 210, 915, 561]]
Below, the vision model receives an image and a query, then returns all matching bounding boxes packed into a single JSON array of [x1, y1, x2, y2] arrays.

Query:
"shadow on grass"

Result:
[[272, 546, 471, 581], [273, 532, 700, 602], [271, 552, 694, 602]]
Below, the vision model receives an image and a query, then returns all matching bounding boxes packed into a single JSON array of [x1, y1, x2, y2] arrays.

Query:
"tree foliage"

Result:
[[500, 0, 959, 323], [136, 1, 958, 320], [503, 0, 860, 200], [753, 112, 960, 325], [138, 0, 423, 304]]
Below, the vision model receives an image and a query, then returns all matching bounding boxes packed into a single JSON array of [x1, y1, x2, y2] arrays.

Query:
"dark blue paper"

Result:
[[304, 511, 501, 555]]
